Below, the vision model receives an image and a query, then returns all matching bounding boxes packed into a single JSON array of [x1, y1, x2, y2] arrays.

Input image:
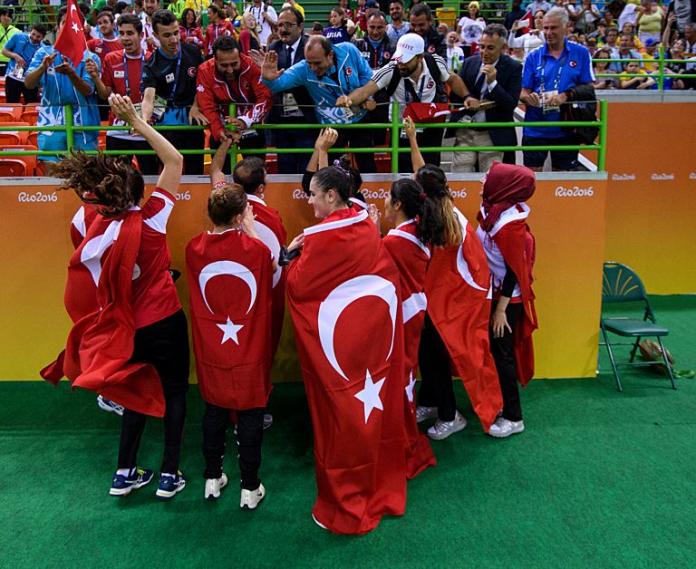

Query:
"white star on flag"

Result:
[[354, 369, 386, 424], [216, 317, 243, 345], [72, 22, 81, 34], [405, 371, 416, 404]]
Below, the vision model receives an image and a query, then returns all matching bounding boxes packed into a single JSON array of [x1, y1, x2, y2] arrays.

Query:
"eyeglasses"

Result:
[[278, 22, 298, 29]]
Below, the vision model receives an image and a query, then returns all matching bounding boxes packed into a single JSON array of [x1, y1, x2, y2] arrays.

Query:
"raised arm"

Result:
[[336, 80, 379, 107], [210, 137, 233, 187], [109, 94, 183, 194], [403, 117, 425, 172]]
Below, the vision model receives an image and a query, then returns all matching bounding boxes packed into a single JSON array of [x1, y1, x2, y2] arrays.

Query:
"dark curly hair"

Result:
[[53, 152, 144, 218]]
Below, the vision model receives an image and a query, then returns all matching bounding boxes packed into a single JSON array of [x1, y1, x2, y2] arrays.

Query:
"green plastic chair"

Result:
[[600, 261, 677, 392]]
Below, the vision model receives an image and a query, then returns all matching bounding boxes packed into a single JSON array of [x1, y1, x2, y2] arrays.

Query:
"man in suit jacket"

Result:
[[267, 7, 317, 174], [452, 24, 522, 172]]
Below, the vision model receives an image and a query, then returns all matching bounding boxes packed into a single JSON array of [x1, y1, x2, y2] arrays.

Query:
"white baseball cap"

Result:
[[392, 33, 425, 64]]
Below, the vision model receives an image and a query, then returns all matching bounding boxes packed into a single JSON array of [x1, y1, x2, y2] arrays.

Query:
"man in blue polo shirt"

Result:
[[261, 34, 377, 172], [2, 24, 47, 104], [520, 7, 594, 171]]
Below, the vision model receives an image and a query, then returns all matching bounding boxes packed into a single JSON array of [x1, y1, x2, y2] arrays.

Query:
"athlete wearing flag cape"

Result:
[[41, 94, 189, 500], [286, 166, 408, 535], [186, 181, 275, 507], [476, 161, 538, 438]]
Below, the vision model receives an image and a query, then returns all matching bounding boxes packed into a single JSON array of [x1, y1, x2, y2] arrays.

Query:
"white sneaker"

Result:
[[427, 411, 467, 440], [97, 395, 124, 416], [240, 483, 265, 510], [488, 417, 525, 438], [204, 473, 228, 500], [415, 406, 438, 423]]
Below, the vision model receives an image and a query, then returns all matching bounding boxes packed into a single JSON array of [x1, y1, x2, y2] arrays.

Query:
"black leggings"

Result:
[[117, 310, 190, 474], [490, 303, 523, 422], [417, 314, 456, 422], [202, 403, 264, 490]]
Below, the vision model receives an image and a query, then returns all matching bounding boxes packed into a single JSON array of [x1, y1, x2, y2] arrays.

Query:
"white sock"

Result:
[[116, 468, 132, 477]]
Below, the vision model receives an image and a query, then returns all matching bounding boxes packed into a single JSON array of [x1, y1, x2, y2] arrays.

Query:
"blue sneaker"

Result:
[[156, 471, 186, 499], [109, 467, 154, 496], [97, 395, 124, 417]]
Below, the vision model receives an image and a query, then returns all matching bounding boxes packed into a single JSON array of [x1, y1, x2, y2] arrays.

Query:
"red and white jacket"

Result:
[[195, 54, 272, 142]]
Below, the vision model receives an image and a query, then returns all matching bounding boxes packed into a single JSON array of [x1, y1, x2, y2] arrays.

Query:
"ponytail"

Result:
[[389, 178, 425, 220], [312, 166, 351, 204], [415, 165, 462, 247]]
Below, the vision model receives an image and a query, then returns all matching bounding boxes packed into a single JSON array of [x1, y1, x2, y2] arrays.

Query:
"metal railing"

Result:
[[0, 100, 608, 173], [592, 48, 696, 90]]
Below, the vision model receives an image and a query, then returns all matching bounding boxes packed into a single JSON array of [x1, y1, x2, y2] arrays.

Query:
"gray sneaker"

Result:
[[240, 483, 266, 510], [488, 417, 525, 438], [415, 406, 438, 423], [427, 411, 467, 440]]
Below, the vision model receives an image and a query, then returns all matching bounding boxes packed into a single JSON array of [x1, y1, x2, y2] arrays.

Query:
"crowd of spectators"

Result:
[[0, 0, 694, 173]]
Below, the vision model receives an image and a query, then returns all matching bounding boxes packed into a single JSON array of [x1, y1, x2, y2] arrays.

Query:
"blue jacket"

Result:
[[4, 32, 43, 77], [262, 41, 372, 124]]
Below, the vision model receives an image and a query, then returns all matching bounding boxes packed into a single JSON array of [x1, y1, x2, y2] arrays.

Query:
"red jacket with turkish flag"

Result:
[[477, 203, 538, 385], [195, 55, 272, 142], [287, 207, 407, 535], [186, 228, 273, 410], [87, 37, 123, 63], [41, 212, 166, 417], [246, 194, 287, 357], [383, 219, 437, 480], [203, 21, 236, 56], [54, 0, 88, 68], [425, 209, 502, 432]]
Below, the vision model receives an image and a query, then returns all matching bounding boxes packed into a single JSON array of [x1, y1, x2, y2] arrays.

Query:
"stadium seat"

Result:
[[0, 158, 27, 176], [0, 105, 23, 122], [600, 261, 677, 392], [0, 122, 30, 144], [20, 106, 38, 125], [0, 145, 38, 176]]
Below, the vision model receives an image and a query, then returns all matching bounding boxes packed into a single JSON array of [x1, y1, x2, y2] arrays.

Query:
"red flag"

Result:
[[41, 212, 166, 417], [246, 195, 287, 358], [54, 0, 88, 67], [424, 209, 503, 432], [482, 206, 538, 386], [287, 208, 408, 535], [383, 220, 437, 479], [403, 102, 461, 123], [186, 229, 273, 410]]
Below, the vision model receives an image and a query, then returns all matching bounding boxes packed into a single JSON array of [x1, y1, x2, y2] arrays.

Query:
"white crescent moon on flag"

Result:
[[455, 209, 487, 292], [80, 219, 122, 286], [199, 260, 257, 315], [318, 275, 398, 382], [253, 220, 282, 288]]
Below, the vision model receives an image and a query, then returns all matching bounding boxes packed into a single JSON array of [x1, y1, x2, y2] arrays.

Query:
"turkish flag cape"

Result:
[[41, 212, 166, 417], [287, 208, 408, 535], [383, 221, 436, 479], [247, 195, 287, 357], [486, 208, 538, 386], [54, 0, 88, 68], [425, 210, 502, 432], [186, 229, 273, 410]]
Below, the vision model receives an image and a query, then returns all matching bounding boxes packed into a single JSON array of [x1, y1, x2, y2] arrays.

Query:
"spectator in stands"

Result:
[[1, 23, 46, 104], [618, 59, 657, 88], [640, 37, 660, 72], [685, 22, 696, 54], [310, 21, 324, 36], [592, 47, 617, 88], [265, 6, 316, 174], [665, 38, 690, 88], [527, 0, 553, 15], [240, 13, 262, 53], [338, 32, 470, 171], [324, 7, 352, 44], [387, 0, 410, 43], [24, 7, 101, 171], [509, 10, 545, 62], [445, 31, 465, 73], [196, 36, 271, 164], [604, 26, 620, 51], [452, 24, 522, 172], [261, 35, 377, 172], [244, 0, 278, 48], [205, 5, 235, 59], [352, 12, 394, 69], [519, 7, 594, 171], [409, 3, 446, 57], [140, 0, 160, 50], [614, 31, 643, 70], [338, 0, 354, 21], [576, 0, 602, 34], [179, 8, 204, 52], [456, 1, 486, 56], [504, 0, 526, 31], [587, 18, 608, 43], [0, 8, 19, 76], [88, 11, 124, 63], [86, 14, 157, 171], [141, 9, 206, 174], [636, 0, 664, 44]]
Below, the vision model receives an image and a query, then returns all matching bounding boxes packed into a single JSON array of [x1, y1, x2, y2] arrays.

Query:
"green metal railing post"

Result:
[[657, 45, 665, 91], [228, 103, 237, 168], [598, 99, 608, 171], [390, 100, 400, 174], [65, 104, 74, 153]]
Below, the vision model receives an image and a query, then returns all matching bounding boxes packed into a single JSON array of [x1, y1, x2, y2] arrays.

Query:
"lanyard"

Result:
[[166, 49, 183, 103], [123, 52, 145, 99], [404, 70, 426, 103], [539, 52, 566, 93]]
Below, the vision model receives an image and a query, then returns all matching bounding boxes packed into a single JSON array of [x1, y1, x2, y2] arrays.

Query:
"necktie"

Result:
[[286, 45, 293, 68]]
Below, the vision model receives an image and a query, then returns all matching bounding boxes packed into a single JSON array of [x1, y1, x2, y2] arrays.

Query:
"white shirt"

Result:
[[446, 45, 465, 73], [457, 17, 486, 46], [245, 2, 278, 47]]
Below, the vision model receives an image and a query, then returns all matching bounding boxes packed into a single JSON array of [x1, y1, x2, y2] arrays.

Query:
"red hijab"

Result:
[[479, 162, 536, 232]]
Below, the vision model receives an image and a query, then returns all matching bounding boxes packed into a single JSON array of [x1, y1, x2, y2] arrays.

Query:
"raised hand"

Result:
[[109, 93, 140, 124], [85, 58, 100, 80], [261, 50, 283, 81], [314, 127, 338, 151]]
